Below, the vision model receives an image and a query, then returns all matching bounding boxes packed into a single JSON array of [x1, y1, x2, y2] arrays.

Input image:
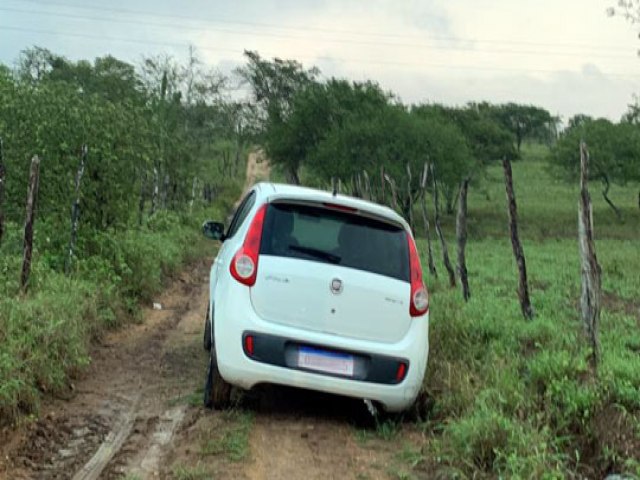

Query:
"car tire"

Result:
[[203, 303, 212, 352], [204, 348, 232, 409]]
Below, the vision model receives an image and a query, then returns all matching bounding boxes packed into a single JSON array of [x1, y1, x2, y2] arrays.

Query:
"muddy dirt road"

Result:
[[0, 153, 419, 480]]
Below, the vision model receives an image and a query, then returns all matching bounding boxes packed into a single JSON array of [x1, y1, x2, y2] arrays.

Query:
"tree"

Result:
[[413, 103, 516, 212], [607, 1, 640, 27], [236, 51, 319, 183], [481, 103, 554, 153], [309, 101, 474, 219], [550, 117, 640, 216], [266, 79, 391, 185], [414, 103, 516, 163]]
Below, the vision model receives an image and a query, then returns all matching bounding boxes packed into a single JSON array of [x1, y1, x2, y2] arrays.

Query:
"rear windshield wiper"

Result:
[[288, 245, 341, 264]]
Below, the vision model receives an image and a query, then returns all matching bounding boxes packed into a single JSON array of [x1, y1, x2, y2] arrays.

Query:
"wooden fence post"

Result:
[[578, 142, 601, 371], [502, 156, 533, 320], [456, 178, 471, 301], [420, 163, 437, 278], [65, 145, 87, 275], [0, 137, 5, 244], [21, 155, 41, 291], [431, 164, 456, 287]]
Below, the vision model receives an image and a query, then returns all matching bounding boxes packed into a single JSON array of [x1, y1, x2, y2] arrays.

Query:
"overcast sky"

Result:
[[1, 0, 639, 121]]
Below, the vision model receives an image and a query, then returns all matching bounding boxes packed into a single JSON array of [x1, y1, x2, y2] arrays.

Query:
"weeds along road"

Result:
[[0, 153, 405, 480]]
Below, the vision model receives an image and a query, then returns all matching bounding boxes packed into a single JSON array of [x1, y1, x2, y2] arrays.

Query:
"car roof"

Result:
[[253, 182, 409, 229]]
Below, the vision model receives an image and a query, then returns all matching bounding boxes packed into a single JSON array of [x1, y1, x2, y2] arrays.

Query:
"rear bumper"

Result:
[[213, 284, 429, 412], [242, 331, 410, 385]]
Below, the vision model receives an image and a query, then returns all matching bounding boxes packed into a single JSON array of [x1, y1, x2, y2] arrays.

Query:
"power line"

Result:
[[7, 0, 636, 53], [0, 25, 240, 56], [1, 5, 639, 61], [2, 24, 640, 79]]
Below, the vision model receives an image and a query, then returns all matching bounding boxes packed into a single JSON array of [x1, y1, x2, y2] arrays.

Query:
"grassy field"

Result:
[[407, 146, 640, 478]]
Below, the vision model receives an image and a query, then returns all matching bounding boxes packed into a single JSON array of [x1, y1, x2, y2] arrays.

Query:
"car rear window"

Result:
[[260, 202, 409, 282]]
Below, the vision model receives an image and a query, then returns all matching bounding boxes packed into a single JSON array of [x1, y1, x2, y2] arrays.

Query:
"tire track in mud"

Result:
[[0, 259, 212, 480]]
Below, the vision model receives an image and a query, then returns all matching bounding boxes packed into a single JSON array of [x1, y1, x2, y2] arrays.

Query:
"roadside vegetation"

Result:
[[416, 154, 640, 478], [0, 47, 245, 424]]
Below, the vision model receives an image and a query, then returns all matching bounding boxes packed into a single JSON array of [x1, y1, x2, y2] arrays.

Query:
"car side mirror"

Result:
[[202, 221, 226, 241]]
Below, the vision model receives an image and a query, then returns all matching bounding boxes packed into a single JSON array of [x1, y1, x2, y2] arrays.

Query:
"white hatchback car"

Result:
[[202, 183, 429, 412]]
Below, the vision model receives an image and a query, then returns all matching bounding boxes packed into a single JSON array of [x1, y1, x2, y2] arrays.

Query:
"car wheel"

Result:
[[203, 303, 212, 352], [203, 348, 231, 409]]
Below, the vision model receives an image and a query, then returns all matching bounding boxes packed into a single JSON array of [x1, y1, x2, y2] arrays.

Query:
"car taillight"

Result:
[[395, 362, 408, 382], [407, 231, 429, 317], [230, 204, 268, 287], [244, 335, 255, 356]]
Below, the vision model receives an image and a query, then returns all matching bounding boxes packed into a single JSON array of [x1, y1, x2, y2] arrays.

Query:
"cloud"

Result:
[[0, 0, 639, 119]]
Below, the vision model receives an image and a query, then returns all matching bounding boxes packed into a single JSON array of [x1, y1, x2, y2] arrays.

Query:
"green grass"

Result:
[[200, 409, 254, 462], [171, 463, 210, 480], [0, 187, 239, 424], [406, 148, 640, 478], [169, 388, 204, 408]]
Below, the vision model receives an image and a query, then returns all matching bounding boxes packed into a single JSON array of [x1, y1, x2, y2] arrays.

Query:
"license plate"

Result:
[[297, 346, 354, 376]]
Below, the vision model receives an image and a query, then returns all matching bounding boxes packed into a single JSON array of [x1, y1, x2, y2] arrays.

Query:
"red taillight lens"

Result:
[[407, 232, 429, 317], [244, 335, 255, 356], [395, 362, 408, 382], [230, 204, 268, 286]]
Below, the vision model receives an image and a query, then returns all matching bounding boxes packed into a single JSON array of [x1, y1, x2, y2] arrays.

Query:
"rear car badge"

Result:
[[330, 278, 343, 295]]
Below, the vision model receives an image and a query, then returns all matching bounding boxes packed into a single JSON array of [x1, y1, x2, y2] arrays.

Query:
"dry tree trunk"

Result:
[[380, 165, 386, 205], [363, 170, 372, 201], [578, 142, 602, 371], [65, 145, 87, 275], [0, 137, 5, 244], [161, 174, 170, 209], [502, 156, 533, 320], [383, 173, 399, 211], [150, 167, 159, 215], [405, 163, 415, 233], [420, 163, 437, 278], [286, 165, 300, 185], [600, 174, 622, 221], [138, 172, 146, 226], [431, 164, 456, 288], [456, 177, 471, 301], [21, 155, 41, 291], [190, 176, 199, 213]]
